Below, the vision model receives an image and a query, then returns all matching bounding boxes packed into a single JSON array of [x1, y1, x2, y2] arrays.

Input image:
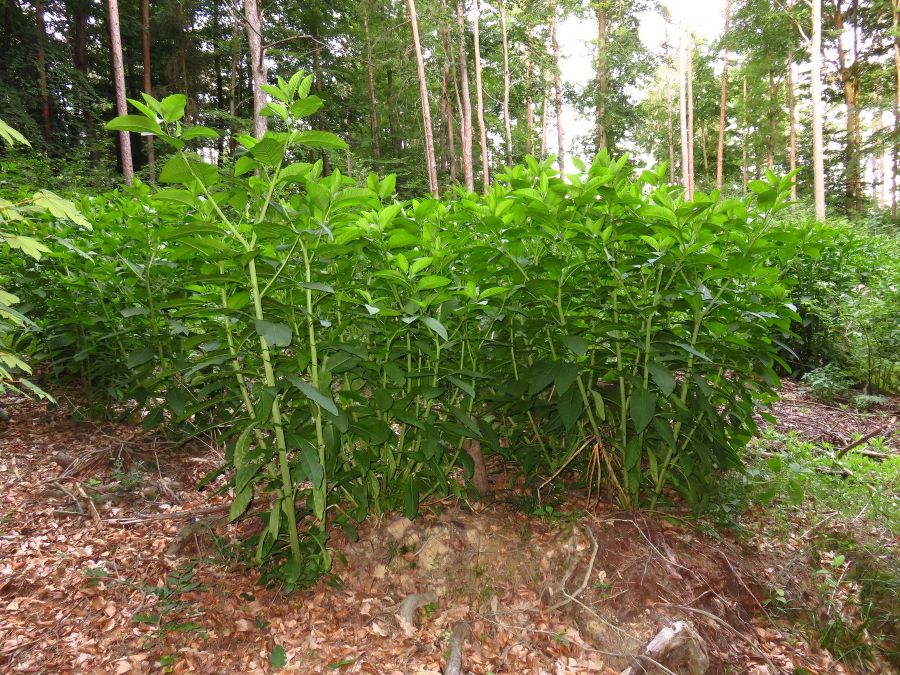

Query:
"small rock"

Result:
[[386, 516, 412, 541]]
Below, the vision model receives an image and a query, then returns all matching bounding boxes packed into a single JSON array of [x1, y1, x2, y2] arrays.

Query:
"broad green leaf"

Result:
[[126, 347, 155, 369], [646, 362, 676, 396], [181, 126, 220, 140], [416, 275, 452, 291], [299, 444, 324, 489], [159, 94, 187, 122], [629, 386, 656, 433], [3, 234, 51, 260], [229, 484, 253, 521], [270, 645, 287, 669], [294, 130, 348, 150], [422, 316, 448, 341], [250, 137, 286, 167], [288, 375, 339, 416], [106, 115, 162, 135], [159, 154, 219, 186], [254, 320, 293, 347], [562, 334, 589, 356]]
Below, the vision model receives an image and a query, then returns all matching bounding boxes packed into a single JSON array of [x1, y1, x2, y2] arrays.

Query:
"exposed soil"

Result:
[[0, 386, 895, 674]]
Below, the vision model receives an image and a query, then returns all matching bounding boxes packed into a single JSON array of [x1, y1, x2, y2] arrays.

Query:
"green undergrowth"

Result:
[[0, 71, 830, 584], [708, 428, 900, 669]]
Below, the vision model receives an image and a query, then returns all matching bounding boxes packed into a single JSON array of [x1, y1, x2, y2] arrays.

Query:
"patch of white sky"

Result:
[[556, 0, 727, 170]]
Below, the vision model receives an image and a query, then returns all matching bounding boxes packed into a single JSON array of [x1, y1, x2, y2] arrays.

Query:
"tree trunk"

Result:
[[742, 76, 749, 192], [407, 0, 439, 196], [472, 0, 490, 191], [456, 0, 474, 191], [108, 0, 133, 185], [685, 29, 695, 196], [595, 4, 607, 151], [141, 0, 155, 184], [678, 29, 691, 198], [363, 5, 381, 160], [550, 0, 565, 172], [767, 69, 777, 170], [34, 0, 51, 144], [811, 0, 826, 220], [525, 32, 534, 156], [715, 0, 731, 190], [540, 83, 549, 157], [440, 2, 458, 182], [700, 125, 709, 179], [787, 48, 797, 199], [834, 0, 859, 213], [499, 0, 512, 164], [893, 0, 898, 218], [243, 0, 267, 140], [228, 1, 240, 156], [71, 0, 97, 159], [665, 29, 675, 183]]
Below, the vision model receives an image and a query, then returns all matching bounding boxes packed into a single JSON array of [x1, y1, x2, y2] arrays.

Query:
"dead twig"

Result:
[[550, 525, 598, 611], [835, 417, 896, 459], [106, 503, 230, 525]]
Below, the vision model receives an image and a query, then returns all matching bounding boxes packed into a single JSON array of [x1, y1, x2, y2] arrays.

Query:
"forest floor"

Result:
[[0, 384, 897, 674]]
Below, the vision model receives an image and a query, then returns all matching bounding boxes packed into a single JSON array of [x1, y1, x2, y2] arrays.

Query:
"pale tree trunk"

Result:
[[550, 0, 565, 172], [243, 0, 267, 139], [499, 0, 512, 164], [472, 0, 490, 192], [456, 0, 475, 191], [742, 76, 749, 191], [363, 5, 381, 160], [665, 28, 675, 183], [540, 83, 550, 156], [787, 50, 797, 199], [35, 0, 51, 144], [715, 0, 731, 190], [892, 0, 898, 218], [407, 0, 439, 195], [595, 3, 607, 151], [700, 125, 709, 179], [440, 3, 458, 182], [525, 32, 534, 156], [767, 69, 777, 170], [811, 0, 826, 220], [108, 0, 133, 185], [686, 29, 695, 196], [834, 0, 859, 213], [141, 0, 155, 184], [678, 29, 691, 198]]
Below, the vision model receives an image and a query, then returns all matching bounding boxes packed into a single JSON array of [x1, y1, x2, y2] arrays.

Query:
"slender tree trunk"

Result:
[[456, 0, 474, 191], [472, 0, 490, 191], [228, 2, 240, 156], [595, 3, 607, 151], [811, 0, 826, 220], [767, 69, 777, 170], [213, 1, 224, 162], [407, 0, 439, 196], [34, 0, 51, 144], [525, 32, 534, 156], [742, 76, 749, 192], [363, 6, 381, 160], [71, 0, 97, 158], [141, 0, 155, 184], [243, 0, 267, 139], [550, 0, 565, 172], [540, 83, 549, 156], [686, 29, 695, 195], [787, 49, 797, 199], [678, 29, 691, 198], [499, 0, 512, 164], [893, 0, 898, 218], [440, 3, 458, 182], [834, 0, 858, 213], [715, 0, 731, 190], [665, 29, 675, 183], [108, 0, 133, 185], [700, 125, 709, 179]]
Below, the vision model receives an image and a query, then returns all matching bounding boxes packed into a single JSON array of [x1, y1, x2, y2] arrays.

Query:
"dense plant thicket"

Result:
[[783, 214, 900, 395], [2, 77, 805, 583]]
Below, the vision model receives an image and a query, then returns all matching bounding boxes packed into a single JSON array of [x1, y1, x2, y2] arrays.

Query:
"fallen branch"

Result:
[[396, 591, 437, 635], [620, 621, 703, 675], [444, 620, 469, 675], [835, 417, 896, 459], [107, 503, 230, 525], [550, 525, 598, 611]]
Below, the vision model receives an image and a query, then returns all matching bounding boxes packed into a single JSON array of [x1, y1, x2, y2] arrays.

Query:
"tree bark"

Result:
[[141, 0, 155, 184], [665, 27, 675, 183], [243, 0, 267, 139], [228, 2, 240, 156], [525, 32, 534, 156], [767, 68, 777, 170], [550, 0, 565, 172], [363, 5, 381, 160], [472, 0, 490, 191], [34, 0, 51, 144], [686, 29, 695, 196], [715, 0, 731, 190], [678, 29, 691, 198], [456, 0, 475, 191], [811, 0, 826, 220], [108, 0, 133, 185], [499, 0, 512, 164], [787, 49, 797, 199], [595, 3, 607, 151], [440, 2, 458, 182], [407, 0, 439, 196], [893, 0, 898, 218], [834, 0, 859, 213], [742, 75, 749, 192], [540, 83, 550, 157]]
